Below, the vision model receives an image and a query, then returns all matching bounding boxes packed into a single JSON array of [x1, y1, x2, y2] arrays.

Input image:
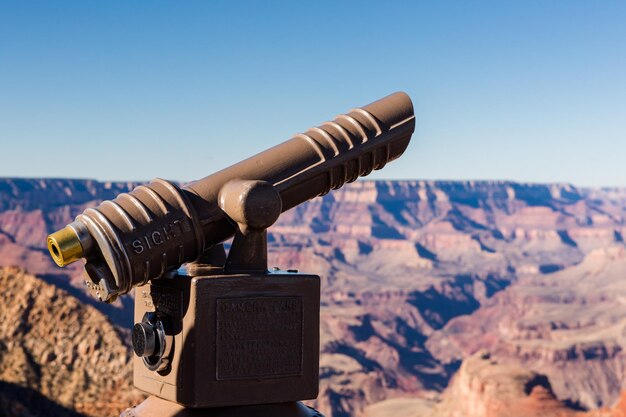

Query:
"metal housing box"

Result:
[[133, 272, 320, 408]]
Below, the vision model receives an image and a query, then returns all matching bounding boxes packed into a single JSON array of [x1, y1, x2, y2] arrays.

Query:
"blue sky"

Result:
[[1, 1, 625, 186]]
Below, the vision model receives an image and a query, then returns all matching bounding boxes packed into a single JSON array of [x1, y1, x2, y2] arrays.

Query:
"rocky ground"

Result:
[[0, 266, 144, 417], [1, 178, 626, 416]]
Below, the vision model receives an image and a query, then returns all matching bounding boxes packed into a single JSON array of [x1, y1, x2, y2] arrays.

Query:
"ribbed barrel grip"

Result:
[[282, 102, 413, 200], [79, 179, 204, 301]]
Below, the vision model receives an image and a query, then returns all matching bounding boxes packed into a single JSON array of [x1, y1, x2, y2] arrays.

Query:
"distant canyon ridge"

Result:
[[1, 178, 626, 417]]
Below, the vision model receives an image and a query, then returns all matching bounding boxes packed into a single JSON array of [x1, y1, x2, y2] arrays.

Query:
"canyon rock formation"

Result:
[[366, 351, 626, 417], [1, 178, 626, 416]]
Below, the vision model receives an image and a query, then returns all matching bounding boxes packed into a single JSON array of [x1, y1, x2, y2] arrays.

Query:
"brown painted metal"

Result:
[[132, 271, 320, 407], [47, 91, 415, 303]]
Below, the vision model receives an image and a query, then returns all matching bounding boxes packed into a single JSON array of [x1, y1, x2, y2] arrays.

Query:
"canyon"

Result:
[[1, 178, 625, 416]]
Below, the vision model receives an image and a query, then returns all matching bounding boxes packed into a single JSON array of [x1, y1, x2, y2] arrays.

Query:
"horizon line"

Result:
[[0, 176, 624, 190]]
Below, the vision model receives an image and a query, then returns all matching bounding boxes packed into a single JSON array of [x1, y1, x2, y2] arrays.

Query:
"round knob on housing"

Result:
[[133, 313, 172, 372], [132, 322, 157, 357]]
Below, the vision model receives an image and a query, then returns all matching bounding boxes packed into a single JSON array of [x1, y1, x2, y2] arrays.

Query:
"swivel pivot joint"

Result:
[[219, 180, 282, 273]]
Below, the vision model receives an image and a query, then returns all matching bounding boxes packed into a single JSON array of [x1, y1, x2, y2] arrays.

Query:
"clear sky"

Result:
[[1, 1, 625, 187]]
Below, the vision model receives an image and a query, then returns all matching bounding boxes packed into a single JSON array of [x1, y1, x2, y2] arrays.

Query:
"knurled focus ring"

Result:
[[132, 322, 156, 357]]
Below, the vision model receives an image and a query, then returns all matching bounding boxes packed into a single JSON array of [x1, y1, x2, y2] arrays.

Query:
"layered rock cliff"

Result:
[[428, 246, 626, 410], [366, 352, 626, 417]]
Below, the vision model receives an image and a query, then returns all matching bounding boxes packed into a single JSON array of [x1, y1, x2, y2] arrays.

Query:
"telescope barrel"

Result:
[[47, 92, 415, 302]]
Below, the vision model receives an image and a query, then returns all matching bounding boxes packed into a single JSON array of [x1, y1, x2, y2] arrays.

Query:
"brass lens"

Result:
[[47, 226, 84, 267]]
